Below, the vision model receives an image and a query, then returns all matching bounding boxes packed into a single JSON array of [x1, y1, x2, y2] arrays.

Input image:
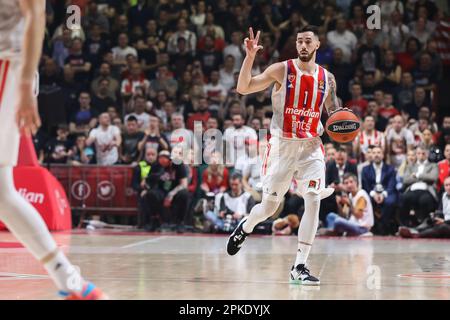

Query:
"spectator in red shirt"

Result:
[[396, 37, 421, 72], [201, 151, 229, 195], [438, 144, 450, 191], [345, 83, 368, 118], [378, 93, 400, 120], [187, 97, 211, 131]]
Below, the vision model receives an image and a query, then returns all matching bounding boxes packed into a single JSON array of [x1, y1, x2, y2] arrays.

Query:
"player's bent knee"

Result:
[[260, 199, 282, 216]]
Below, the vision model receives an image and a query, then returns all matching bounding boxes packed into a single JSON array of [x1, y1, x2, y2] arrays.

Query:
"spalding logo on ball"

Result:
[[325, 109, 361, 143]]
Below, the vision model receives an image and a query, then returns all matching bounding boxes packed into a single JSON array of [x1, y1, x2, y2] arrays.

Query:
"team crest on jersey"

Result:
[[318, 80, 325, 92], [288, 74, 296, 88]]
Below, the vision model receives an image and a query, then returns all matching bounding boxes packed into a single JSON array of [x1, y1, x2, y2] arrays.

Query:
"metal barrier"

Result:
[[48, 164, 138, 216]]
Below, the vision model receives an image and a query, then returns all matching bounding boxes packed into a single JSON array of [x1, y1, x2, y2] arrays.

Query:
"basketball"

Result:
[[325, 109, 361, 143]]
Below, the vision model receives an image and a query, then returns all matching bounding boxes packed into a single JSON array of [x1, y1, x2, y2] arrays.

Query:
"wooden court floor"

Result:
[[0, 230, 449, 300]]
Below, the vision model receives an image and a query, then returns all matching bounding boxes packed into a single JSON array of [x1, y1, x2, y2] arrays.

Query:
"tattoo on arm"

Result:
[[327, 73, 341, 114]]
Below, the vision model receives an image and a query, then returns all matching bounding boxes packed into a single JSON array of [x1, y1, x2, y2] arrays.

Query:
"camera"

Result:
[[374, 184, 385, 194]]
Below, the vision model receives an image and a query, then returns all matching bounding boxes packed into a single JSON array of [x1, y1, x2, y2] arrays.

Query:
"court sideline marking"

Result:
[[121, 236, 168, 249]]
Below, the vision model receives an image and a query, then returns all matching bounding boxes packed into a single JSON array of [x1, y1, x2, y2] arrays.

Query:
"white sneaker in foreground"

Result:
[[289, 264, 320, 286]]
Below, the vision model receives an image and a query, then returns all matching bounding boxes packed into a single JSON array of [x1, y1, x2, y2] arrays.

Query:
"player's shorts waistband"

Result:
[[269, 135, 322, 145]]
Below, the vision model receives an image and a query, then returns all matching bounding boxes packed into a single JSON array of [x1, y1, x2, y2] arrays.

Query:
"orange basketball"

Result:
[[325, 109, 361, 143]]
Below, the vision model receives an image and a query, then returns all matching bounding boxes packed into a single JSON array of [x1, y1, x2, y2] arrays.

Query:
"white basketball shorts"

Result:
[[0, 59, 21, 166], [260, 135, 326, 202]]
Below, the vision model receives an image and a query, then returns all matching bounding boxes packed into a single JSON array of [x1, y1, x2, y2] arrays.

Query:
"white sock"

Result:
[[243, 199, 281, 234], [0, 167, 83, 292], [295, 242, 312, 267], [294, 192, 320, 266], [43, 250, 84, 293]]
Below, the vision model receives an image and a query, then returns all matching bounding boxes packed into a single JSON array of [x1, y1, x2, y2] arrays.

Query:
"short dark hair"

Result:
[[298, 25, 320, 37], [343, 173, 358, 184], [230, 172, 243, 182], [127, 115, 138, 122]]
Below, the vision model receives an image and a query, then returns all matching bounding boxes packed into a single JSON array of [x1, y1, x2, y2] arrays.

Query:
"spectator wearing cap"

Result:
[[399, 146, 439, 227], [144, 150, 191, 233], [86, 113, 122, 165]]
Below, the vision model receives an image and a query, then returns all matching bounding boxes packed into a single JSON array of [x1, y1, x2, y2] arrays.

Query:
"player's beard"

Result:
[[298, 49, 316, 62]]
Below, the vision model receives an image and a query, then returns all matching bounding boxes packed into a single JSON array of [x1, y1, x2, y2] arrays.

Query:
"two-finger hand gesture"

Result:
[[244, 27, 263, 58]]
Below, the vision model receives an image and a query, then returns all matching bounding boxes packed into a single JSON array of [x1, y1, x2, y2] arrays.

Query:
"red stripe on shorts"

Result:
[[262, 142, 271, 175], [0, 60, 10, 107]]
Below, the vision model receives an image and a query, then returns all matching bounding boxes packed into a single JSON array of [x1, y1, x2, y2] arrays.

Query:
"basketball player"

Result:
[[227, 26, 342, 285], [0, 0, 105, 299]]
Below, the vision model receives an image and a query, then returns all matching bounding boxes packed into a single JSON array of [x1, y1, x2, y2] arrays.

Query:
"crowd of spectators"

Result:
[[36, 0, 450, 235]]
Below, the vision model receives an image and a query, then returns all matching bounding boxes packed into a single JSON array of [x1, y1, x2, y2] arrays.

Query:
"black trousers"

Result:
[[420, 224, 450, 238], [399, 190, 437, 227], [171, 189, 192, 225], [141, 188, 165, 226], [281, 193, 304, 218], [142, 188, 192, 226]]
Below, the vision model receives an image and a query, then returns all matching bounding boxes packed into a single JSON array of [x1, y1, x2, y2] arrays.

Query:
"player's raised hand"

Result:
[[244, 27, 263, 58], [15, 82, 41, 136]]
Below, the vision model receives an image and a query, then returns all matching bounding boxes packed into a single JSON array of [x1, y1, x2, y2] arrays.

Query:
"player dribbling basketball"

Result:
[[227, 25, 342, 285], [0, 0, 105, 299]]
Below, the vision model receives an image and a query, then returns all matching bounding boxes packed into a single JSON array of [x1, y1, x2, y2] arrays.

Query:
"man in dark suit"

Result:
[[326, 147, 358, 187], [361, 146, 398, 235], [321, 148, 358, 224]]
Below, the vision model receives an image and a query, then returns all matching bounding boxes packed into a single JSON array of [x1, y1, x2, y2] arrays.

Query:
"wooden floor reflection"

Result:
[[0, 231, 449, 300]]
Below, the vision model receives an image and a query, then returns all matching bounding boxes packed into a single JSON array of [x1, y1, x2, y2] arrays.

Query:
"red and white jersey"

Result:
[[356, 130, 386, 155], [271, 59, 329, 140], [0, 0, 24, 59]]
